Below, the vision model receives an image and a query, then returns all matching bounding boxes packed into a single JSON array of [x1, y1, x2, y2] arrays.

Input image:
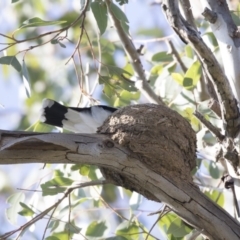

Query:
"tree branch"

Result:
[[194, 110, 225, 141], [179, 0, 197, 30], [0, 130, 240, 239], [201, 0, 240, 103], [161, 0, 240, 138], [105, 0, 164, 105]]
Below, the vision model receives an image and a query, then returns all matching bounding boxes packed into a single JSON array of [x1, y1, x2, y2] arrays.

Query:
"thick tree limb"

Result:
[[1, 130, 240, 239], [161, 0, 240, 138], [201, 0, 240, 103]]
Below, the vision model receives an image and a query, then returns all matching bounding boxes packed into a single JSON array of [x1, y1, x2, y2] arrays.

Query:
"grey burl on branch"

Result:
[[41, 99, 197, 200]]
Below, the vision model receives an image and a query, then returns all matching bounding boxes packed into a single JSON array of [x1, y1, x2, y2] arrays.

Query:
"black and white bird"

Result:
[[40, 99, 117, 133]]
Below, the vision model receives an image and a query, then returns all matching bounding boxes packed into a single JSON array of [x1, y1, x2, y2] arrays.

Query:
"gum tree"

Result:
[[1, 0, 240, 239]]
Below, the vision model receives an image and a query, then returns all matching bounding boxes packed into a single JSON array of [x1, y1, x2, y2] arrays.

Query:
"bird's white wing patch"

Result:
[[91, 106, 112, 125]]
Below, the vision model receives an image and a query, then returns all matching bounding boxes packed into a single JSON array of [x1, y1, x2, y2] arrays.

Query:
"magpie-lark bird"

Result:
[[40, 99, 117, 133]]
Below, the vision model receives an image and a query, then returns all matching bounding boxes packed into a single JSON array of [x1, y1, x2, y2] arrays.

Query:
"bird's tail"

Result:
[[40, 99, 116, 133]]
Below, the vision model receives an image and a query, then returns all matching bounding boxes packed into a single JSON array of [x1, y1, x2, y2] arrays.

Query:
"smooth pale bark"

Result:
[[0, 130, 240, 239]]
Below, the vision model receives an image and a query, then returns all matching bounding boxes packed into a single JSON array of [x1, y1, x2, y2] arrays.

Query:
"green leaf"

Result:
[[86, 221, 107, 237], [12, 0, 20, 3], [80, 164, 90, 176], [109, 3, 128, 22], [123, 62, 134, 76], [71, 164, 81, 171], [167, 217, 193, 237], [22, 60, 31, 98], [0, 56, 21, 72], [182, 107, 199, 129], [72, 197, 90, 207], [158, 212, 182, 237], [91, 2, 108, 35], [104, 65, 137, 92], [51, 39, 59, 44], [48, 220, 60, 232], [33, 121, 56, 132], [120, 20, 130, 36], [59, 42, 66, 48], [167, 62, 177, 73], [101, 38, 115, 53], [18, 202, 35, 216], [41, 170, 73, 196], [171, 73, 183, 86], [209, 161, 220, 179], [185, 45, 194, 59], [120, 90, 140, 101], [116, 221, 139, 240], [41, 182, 66, 196], [183, 60, 201, 90], [45, 236, 60, 240], [182, 77, 193, 88], [151, 65, 163, 75], [203, 32, 218, 48], [152, 51, 173, 62], [106, 237, 128, 240], [137, 27, 163, 37], [64, 222, 81, 234], [114, 97, 126, 107], [19, 17, 67, 29], [88, 166, 99, 180], [6, 192, 25, 225], [103, 83, 115, 98], [107, 65, 131, 77], [51, 232, 72, 240], [204, 190, 224, 207], [109, 2, 130, 35], [231, 6, 240, 26], [115, 0, 128, 5]]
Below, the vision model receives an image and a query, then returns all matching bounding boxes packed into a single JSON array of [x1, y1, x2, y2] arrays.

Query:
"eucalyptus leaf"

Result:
[[91, 2, 108, 35], [86, 221, 107, 237], [45, 236, 60, 240], [109, 2, 130, 35], [152, 51, 173, 62], [41, 170, 74, 196], [6, 193, 25, 225], [19, 17, 66, 29], [0, 56, 21, 72], [183, 60, 201, 90], [167, 217, 193, 237], [18, 202, 35, 216], [209, 161, 220, 179]]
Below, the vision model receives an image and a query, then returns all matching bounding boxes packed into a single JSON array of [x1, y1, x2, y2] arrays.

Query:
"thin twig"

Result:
[[0, 180, 108, 239], [194, 110, 225, 141], [41, 205, 58, 240], [98, 193, 160, 240], [166, 40, 187, 72], [145, 205, 171, 240], [0, 0, 90, 55], [106, 0, 164, 105]]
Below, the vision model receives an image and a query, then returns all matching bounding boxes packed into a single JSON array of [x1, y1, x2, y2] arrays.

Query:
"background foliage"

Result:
[[0, 0, 238, 239]]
